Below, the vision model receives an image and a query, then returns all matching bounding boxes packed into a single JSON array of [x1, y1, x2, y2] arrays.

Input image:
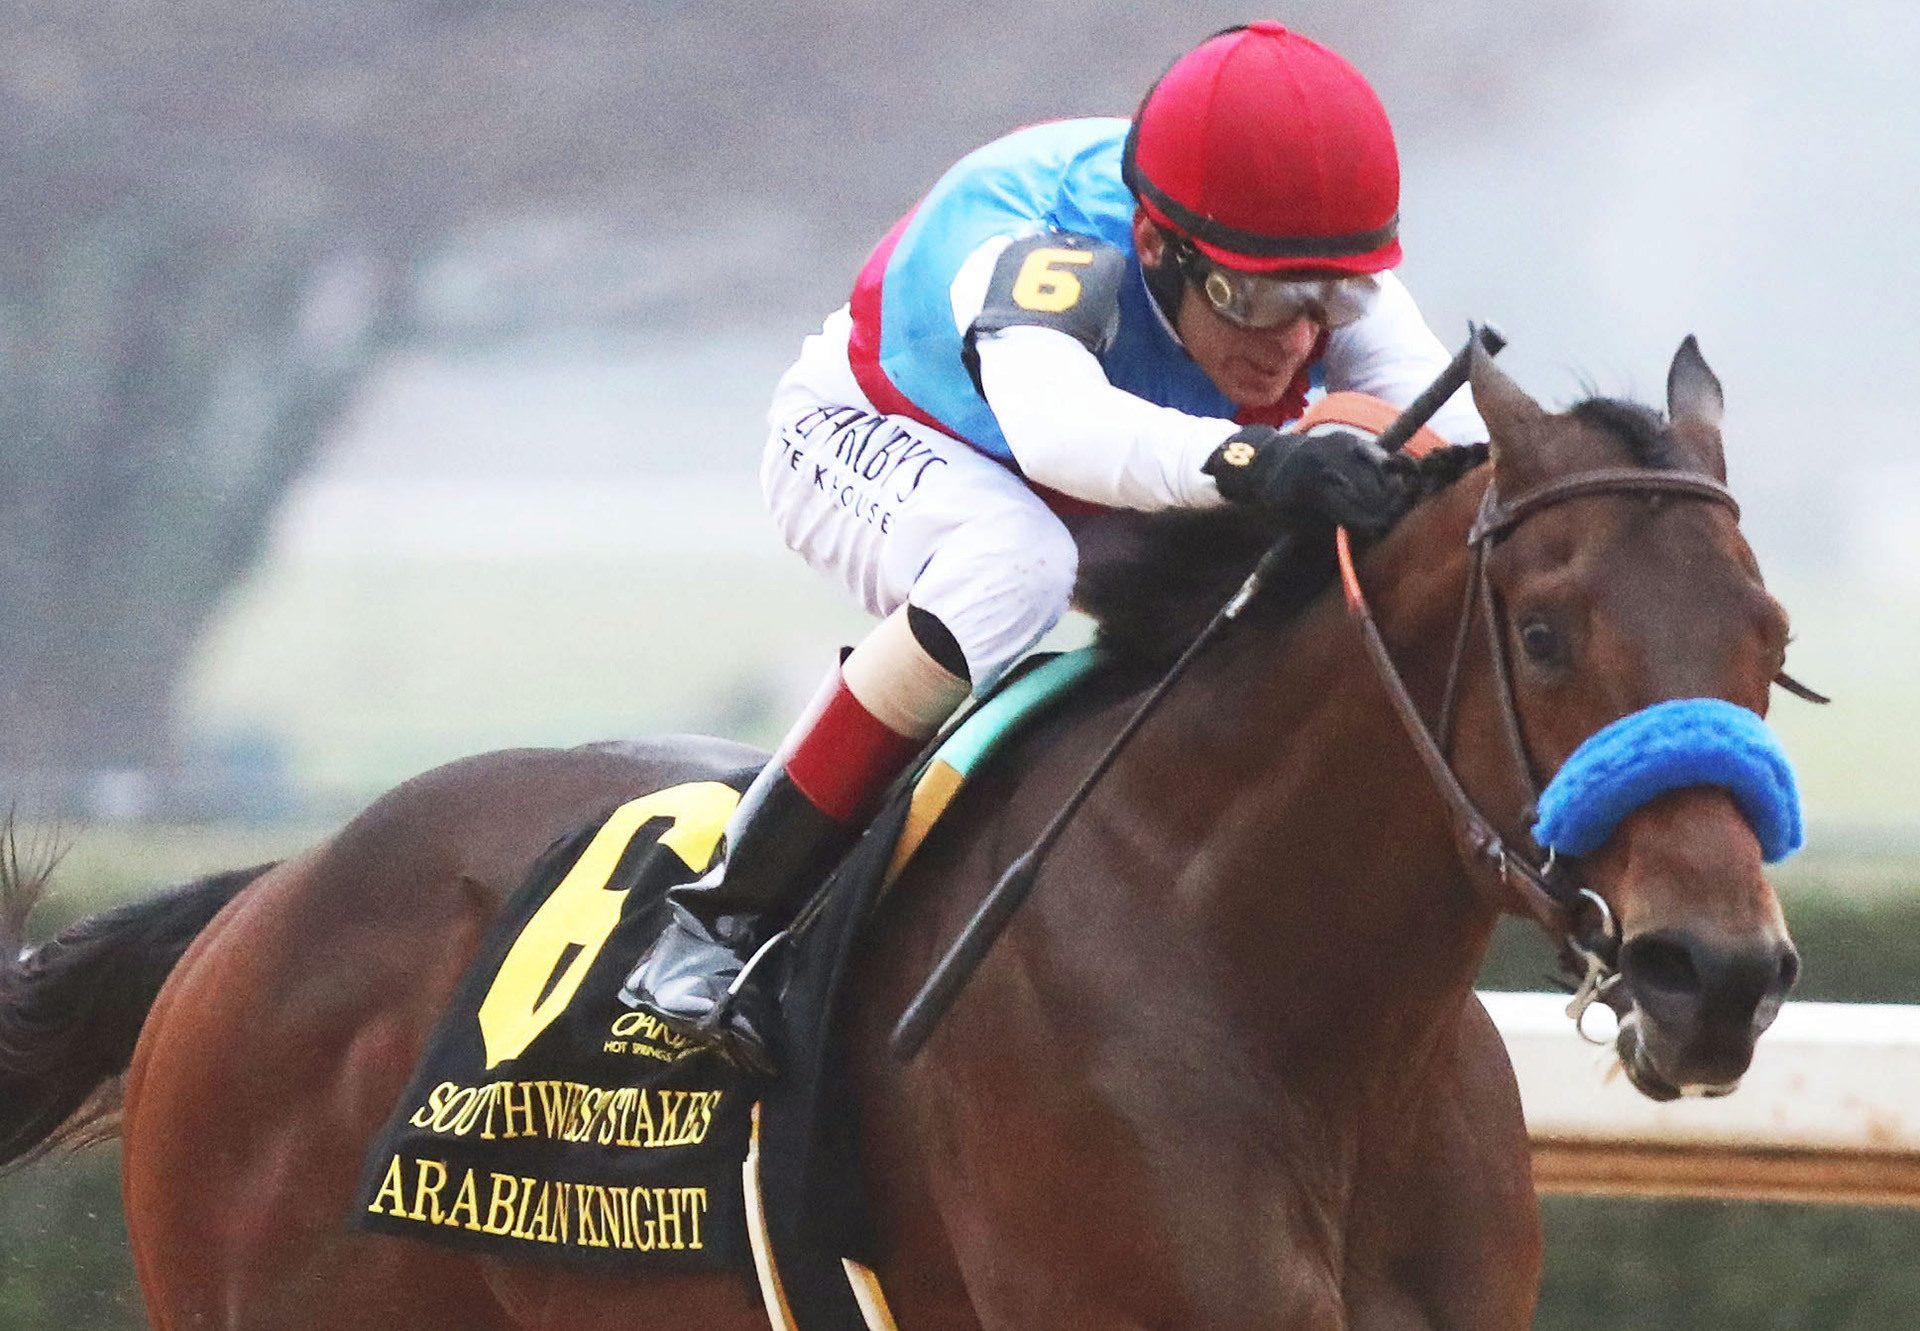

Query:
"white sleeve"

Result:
[[949, 235, 1233, 511], [1321, 271, 1488, 445], [973, 326, 1236, 510]]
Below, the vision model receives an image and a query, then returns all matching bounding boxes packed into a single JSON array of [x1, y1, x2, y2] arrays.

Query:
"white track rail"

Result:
[[1487, 992, 1920, 1206]]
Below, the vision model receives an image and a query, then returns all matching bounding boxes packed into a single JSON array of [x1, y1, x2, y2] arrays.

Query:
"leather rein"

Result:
[[1333, 466, 1744, 988]]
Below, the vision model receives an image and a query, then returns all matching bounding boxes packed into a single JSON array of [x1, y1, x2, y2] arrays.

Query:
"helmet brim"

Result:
[[1142, 196, 1402, 276]]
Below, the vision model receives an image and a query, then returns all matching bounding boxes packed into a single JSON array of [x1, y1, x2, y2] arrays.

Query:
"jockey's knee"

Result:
[[1003, 515, 1080, 637], [913, 515, 1078, 690]]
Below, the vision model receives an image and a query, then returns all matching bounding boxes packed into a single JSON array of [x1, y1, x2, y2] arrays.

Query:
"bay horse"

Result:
[[0, 342, 1799, 1329]]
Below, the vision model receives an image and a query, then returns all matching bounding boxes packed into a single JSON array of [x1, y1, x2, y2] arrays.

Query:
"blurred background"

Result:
[[4, 0, 1919, 1325]]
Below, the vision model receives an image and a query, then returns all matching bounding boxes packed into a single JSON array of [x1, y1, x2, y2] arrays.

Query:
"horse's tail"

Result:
[[0, 825, 272, 1171]]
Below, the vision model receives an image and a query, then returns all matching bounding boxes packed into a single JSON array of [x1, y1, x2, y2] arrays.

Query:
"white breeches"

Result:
[[761, 307, 1077, 691]]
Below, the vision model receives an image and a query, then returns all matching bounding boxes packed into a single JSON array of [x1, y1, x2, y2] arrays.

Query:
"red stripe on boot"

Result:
[[783, 681, 922, 825]]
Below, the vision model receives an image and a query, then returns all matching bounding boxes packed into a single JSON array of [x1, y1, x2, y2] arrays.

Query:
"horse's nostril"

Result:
[[1778, 947, 1801, 993], [1623, 936, 1700, 996]]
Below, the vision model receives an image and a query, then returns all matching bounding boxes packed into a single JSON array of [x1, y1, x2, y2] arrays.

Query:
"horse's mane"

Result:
[[1076, 390, 1687, 669], [1076, 442, 1490, 669], [1569, 396, 1678, 469]]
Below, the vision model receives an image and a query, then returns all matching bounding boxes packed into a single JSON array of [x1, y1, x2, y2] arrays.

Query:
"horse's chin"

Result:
[[1613, 1010, 1742, 1103]]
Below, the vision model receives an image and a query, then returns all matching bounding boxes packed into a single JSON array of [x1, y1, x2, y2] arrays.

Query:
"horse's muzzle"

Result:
[[1614, 927, 1800, 1098]]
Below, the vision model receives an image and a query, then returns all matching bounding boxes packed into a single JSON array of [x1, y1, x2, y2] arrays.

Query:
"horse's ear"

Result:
[[1666, 335, 1728, 480], [1667, 335, 1724, 426], [1470, 342, 1552, 490]]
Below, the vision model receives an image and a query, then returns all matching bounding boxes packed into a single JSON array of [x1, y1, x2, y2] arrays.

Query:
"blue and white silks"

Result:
[[1532, 698, 1803, 863]]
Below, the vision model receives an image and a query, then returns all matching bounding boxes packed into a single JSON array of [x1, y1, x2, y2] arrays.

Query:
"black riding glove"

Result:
[[1204, 425, 1403, 537]]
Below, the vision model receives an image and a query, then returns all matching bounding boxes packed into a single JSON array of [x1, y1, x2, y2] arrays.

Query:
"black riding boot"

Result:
[[617, 761, 854, 1078]]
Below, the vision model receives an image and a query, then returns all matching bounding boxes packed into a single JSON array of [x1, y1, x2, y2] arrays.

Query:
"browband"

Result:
[[1470, 469, 1740, 545]]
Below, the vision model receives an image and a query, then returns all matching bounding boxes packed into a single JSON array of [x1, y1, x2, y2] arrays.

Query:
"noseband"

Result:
[[1335, 466, 1743, 1003]]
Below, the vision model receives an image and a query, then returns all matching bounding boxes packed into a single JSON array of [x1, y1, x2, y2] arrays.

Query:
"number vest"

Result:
[[847, 118, 1283, 470]]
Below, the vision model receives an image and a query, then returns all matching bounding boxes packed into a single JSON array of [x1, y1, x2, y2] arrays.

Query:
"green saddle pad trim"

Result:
[[883, 646, 1103, 886], [942, 647, 1104, 774]]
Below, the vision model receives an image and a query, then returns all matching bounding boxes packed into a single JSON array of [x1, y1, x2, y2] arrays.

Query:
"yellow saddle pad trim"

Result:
[[882, 648, 1102, 887]]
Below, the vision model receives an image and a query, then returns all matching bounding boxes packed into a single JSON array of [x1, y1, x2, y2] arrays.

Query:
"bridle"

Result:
[[1334, 465, 1744, 1017]]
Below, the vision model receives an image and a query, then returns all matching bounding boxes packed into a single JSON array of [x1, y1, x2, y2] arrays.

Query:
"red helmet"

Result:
[[1123, 22, 1402, 275]]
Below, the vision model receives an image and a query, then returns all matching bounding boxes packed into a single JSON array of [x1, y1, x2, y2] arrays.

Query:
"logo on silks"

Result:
[[353, 782, 766, 1269], [1533, 698, 1803, 862], [777, 405, 950, 534]]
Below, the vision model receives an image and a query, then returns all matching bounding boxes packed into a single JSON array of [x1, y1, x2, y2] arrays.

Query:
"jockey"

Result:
[[620, 21, 1488, 1074]]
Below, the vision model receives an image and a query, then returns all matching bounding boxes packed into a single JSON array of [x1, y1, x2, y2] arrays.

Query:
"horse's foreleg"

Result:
[[1344, 998, 1541, 1331]]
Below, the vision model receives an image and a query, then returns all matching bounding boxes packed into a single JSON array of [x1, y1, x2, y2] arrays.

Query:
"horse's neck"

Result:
[[1125, 471, 1501, 1084]]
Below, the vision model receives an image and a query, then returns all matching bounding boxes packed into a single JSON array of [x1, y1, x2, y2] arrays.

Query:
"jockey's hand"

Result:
[[1205, 425, 1402, 537]]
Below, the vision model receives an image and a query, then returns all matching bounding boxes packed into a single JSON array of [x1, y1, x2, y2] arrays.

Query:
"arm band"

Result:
[[962, 232, 1126, 394]]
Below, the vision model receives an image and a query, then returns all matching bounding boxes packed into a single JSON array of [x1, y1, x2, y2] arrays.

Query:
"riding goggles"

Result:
[[1172, 240, 1379, 330]]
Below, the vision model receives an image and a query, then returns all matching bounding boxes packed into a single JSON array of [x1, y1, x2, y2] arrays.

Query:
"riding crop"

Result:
[[890, 324, 1508, 1061]]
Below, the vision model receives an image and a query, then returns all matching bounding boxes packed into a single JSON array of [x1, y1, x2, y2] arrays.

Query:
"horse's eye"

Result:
[[1519, 619, 1564, 667]]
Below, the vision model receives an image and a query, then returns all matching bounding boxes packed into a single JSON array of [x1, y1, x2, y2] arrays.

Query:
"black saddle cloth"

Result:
[[352, 758, 915, 1328]]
